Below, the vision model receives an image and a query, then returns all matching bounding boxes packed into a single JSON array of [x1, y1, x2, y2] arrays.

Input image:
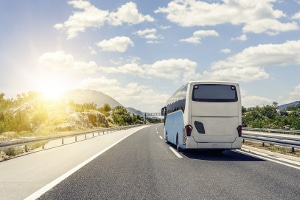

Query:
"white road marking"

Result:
[[24, 129, 141, 200], [169, 147, 183, 159], [159, 136, 163, 140], [237, 149, 300, 170]]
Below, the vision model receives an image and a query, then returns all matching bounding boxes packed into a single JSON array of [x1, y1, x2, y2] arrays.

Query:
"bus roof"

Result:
[[187, 81, 239, 86]]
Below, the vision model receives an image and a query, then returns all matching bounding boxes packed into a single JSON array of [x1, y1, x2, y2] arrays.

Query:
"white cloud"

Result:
[[180, 30, 219, 44], [80, 77, 169, 111], [133, 28, 163, 41], [291, 12, 300, 20], [54, 1, 109, 39], [240, 89, 273, 107], [243, 19, 298, 35], [39, 51, 98, 73], [201, 67, 269, 82], [134, 28, 156, 37], [117, 63, 145, 75], [199, 40, 300, 82], [97, 36, 134, 52], [242, 95, 273, 108], [147, 41, 159, 44], [55, 1, 154, 39], [97, 58, 199, 82], [155, 0, 299, 35], [158, 25, 171, 30], [147, 59, 199, 81], [220, 48, 231, 54], [88, 46, 97, 55], [287, 84, 300, 102], [108, 2, 155, 26], [211, 40, 300, 69], [231, 34, 247, 41]]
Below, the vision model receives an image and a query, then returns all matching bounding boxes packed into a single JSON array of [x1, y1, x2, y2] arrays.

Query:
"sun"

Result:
[[36, 75, 68, 100], [42, 88, 63, 100]]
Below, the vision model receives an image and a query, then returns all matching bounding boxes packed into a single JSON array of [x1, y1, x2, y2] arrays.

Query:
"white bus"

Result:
[[161, 81, 242, 152]]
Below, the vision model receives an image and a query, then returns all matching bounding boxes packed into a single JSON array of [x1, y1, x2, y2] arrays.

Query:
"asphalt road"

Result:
[[35, 124, 300, 200], [0, 126, 145, 200]]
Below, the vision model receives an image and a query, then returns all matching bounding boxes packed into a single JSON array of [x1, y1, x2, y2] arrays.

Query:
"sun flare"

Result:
[[42, 88, 63, 100]]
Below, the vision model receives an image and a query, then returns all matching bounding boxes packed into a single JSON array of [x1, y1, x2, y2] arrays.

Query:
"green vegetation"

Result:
[[0, 92, 143, 141], [242, 102, 300, 130], [146, 117, 162, 124]]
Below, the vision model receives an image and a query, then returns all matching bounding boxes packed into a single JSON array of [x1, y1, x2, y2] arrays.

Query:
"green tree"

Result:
[[261, 105, 277, 120], [31, 107, 48, 127], [13, 110, 31, 132], [112, 106, 133, 126], [98, 103, 111, 117]]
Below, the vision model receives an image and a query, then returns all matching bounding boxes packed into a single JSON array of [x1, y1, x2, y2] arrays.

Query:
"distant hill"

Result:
[[61, 89, 122, 108], [126, 107, 144, 117], [278, 101, 300, 110]]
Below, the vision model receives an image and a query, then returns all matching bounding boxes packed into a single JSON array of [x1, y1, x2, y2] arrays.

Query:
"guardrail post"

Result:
[[93, 133, 94, 138], [62, 138, 64, 145], [262, 142, 265, 147], [291, 147, 295, 153], [75, 136, 77, 142], [25, 145, 28, 152], [85, 134, 87, 140]]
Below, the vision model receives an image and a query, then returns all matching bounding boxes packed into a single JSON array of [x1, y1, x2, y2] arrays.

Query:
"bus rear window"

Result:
[[192, 84, 238, 102]]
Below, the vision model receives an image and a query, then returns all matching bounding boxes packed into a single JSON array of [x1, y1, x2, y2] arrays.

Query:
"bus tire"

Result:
[[165, 132, 169, 144], [176, 136, 183, 152], [165, 138, 169, 144]]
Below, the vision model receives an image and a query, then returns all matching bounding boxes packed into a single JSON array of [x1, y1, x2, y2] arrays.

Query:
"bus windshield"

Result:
[[192, 84, 238, 102]]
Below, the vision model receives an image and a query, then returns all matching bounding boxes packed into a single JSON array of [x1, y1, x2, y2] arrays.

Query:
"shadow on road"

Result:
[[181, 149, 264, 162]]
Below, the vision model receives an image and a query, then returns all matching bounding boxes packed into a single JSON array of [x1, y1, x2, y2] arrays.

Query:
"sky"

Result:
[[1, 0, 300, 112]]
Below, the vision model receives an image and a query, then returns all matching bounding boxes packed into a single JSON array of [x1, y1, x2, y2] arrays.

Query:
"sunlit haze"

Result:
[[40, 88, 63, 100], [1, 0, 300, 112]]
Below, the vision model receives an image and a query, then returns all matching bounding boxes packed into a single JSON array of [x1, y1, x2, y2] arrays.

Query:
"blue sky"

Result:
[[1, 0, 300, 112]]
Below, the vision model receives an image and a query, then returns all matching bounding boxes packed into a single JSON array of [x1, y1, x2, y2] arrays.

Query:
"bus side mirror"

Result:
[[161, 107, 167, 116]]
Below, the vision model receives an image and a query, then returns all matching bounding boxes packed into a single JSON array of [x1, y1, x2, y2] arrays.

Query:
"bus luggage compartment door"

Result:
[[192, 116, 238, 143]]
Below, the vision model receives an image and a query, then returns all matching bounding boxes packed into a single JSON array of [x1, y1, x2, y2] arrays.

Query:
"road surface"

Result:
[[1, 124, 299, 199]]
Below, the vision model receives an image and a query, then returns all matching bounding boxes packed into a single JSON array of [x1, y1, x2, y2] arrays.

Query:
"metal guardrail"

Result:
[[1, 126, 299, 155], [0, 125, 142, 151], [243, 127, 300, 135], [242, 131, 300, 152]]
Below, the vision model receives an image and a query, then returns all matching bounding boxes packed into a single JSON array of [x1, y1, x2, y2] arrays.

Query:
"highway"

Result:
[[1, 124, 300, 199]]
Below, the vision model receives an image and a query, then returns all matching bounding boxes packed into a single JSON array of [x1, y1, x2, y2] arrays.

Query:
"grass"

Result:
[[243, 140, 300, 158]]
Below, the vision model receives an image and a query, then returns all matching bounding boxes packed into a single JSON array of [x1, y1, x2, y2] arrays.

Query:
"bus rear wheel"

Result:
[[176, 136, 183, 152], [165, 132, 169, 144]]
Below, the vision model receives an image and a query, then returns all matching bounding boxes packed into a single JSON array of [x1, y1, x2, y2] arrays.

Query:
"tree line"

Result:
[[0, 92, 143, 135], [242, 102, 300, 130], [2, 91, 299, 135]]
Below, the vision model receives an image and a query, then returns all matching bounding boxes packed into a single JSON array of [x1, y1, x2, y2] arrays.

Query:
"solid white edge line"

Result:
[[237, 149, 300, 170], [169, 147, 183, 159], [25, 127, 145, 200]]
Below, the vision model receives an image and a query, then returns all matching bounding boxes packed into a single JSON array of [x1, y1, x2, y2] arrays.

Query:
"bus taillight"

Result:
[[237, 125, 242, 137], [185, 125, 193, 136]]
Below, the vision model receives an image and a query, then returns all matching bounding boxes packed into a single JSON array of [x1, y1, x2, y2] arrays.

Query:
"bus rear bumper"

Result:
[[184, 137, 242, 150]]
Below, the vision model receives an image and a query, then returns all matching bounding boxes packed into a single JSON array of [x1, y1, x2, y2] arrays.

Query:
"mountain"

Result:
[[278, 101, 300, 110], [61, 89, 122, 108], [126, 107, 144, 117]]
